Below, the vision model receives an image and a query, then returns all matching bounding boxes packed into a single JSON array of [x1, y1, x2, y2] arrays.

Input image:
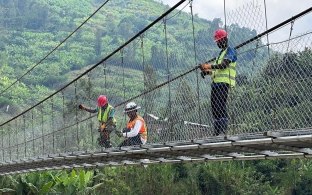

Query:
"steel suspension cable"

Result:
[[31, 109, 35, 157], [263, 0, 270, 56], [87, 72, 94, 146], [74, 81, 80, 150], [121, 49, 127, 123], [1, 129, 3, 161], [0, 0, 111, 97], [140, 35, 147, 112], [223, 0, 227, 31], [163, 17, 173, 140], [51, 97, 55, 154], [286, 20, 295, 52], [189, 0, 202, 125], [62, 91, 67, 152], [103, 62, 107, 95]]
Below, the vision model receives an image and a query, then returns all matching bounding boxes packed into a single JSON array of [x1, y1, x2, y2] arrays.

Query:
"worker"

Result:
[[116, 102, 147, 147], [199, 29, 237, 136], [79, 95, 116, 148]]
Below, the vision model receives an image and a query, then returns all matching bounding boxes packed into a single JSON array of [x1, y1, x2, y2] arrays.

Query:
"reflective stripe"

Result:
[[213, 48, 237, 87], [213, 74, 235, 80]]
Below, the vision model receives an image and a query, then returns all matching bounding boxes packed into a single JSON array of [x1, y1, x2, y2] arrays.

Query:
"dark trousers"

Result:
[[211, 82, 229, 135], [97, 132, 111, 148], [97, 125, 116, 148], [118, 134, 142, 147]]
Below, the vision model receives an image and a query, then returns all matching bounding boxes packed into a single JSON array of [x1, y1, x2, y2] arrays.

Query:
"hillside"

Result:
[[0, 0, 261, 120]]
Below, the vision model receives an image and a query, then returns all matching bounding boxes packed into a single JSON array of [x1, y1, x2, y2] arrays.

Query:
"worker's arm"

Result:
[[123, 120, 143, 138], [108, 107, 115, 118], [78, 104, 97, 113], [211, 47, 237, 70]]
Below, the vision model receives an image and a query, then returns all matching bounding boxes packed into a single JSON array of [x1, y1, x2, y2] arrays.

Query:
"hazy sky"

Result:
[[161, 0, 312, 43]]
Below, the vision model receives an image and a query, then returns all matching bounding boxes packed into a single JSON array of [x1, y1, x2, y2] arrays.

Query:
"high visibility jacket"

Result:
[[97, 104, 116, 125], [127, 116, 147, 141], [212, 48, 237, 87]]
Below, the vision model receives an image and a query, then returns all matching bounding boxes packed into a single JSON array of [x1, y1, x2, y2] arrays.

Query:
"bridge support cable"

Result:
[[223, 0, 227, 32], [263, 0, 270, 56], [51, 97, 55, 154], [61, 91, 67, 152], [189, 0, 202, 126], [87, 73, 94, 147], [74, 81, 80, 151], [40, 107, 44, 156], [140, 35, 147, 114], [1, 128, 3, 162], [163, 17, 173, 141], [23, 115, 26, 158], [286, 20, 295, 53]]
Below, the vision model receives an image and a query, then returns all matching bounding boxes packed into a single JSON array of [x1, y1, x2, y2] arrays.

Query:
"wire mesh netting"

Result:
[[0, 0, 311, 166]]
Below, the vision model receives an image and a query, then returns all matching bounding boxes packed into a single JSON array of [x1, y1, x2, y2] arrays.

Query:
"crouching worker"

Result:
[[116, 102, 147, 147], [79, 95, 116, 148]]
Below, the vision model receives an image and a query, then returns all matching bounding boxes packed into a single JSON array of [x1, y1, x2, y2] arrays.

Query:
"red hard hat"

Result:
[[97, 95, 108, 107], [214, 29, 227, 42]]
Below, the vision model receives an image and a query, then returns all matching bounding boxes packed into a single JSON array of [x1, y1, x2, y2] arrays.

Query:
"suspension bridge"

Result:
[[0, 0, 311, 175]]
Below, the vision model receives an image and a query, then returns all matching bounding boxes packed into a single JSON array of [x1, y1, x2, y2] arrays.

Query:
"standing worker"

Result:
[[116, 102, 147, 147], [199, 29, 237, 136], [79, 95, 116, 148]]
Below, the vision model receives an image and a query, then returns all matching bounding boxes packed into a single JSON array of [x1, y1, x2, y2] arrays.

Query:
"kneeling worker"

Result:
[[117, 102, 147, 147]]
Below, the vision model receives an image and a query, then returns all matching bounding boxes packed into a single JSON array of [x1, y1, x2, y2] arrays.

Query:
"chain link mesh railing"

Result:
[[0, 0, 311, 171]]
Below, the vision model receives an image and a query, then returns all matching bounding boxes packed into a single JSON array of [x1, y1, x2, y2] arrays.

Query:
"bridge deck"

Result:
[[1, 129, 312, 175]]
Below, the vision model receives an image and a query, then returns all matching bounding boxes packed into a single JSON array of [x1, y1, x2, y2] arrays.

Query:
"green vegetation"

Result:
[[1, 160, 312, 194]]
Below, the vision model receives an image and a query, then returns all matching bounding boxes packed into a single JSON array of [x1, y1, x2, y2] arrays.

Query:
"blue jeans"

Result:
[[211, 83, 229, 135]]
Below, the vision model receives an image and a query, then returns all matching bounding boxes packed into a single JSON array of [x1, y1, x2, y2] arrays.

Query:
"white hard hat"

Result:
[[124, 102, 141, 113]]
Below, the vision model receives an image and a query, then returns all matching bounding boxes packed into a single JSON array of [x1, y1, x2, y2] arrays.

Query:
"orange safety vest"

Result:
[[127, 116, 147, 141]]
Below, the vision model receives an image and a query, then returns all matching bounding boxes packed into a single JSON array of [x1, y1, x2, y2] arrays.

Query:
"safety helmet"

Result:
[[214, 29, 227, 42], [124, 102, 141, 113], [97, 95, 108, 107]]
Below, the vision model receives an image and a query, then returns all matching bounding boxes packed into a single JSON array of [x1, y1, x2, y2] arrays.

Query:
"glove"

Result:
[[115, 131, 123, 137], [200, 63, 212, 71], [199, 63, 212, 79], [78, 104, 84, 110], [98, 123, 106, 132], [122, 128, 131, 133]]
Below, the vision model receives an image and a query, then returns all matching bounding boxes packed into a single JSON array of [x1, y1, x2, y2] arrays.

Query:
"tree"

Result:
[[150, 45, 166, 70]]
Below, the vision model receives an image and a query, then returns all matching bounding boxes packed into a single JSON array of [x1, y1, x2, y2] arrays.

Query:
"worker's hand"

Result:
[[200, 63, 212, 71], [199, 63, 212, 79], [122, 128, 131, 133], [78, 104, 84, 110], [115, 131, 123, 137], [99, 123, 106, 132]]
